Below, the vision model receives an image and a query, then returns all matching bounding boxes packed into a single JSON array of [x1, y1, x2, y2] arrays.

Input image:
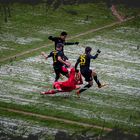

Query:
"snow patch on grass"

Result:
[[114, 27, 140, 35], [75, 19, 91, 25], [86, 35, 139, 50], [0, 117, 60, 138], [0, 45, 15, 51], [16, 37, 42, 45], [0, 33, 42, 45], [38, 27, 56, 35]]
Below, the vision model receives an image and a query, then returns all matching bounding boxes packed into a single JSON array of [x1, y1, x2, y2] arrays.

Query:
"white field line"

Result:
[[0, 107, 112, 132], [0, 15, 138, 63]]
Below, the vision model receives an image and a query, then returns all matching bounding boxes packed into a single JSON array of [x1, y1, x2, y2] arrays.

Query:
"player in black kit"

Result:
[[48, 32, 79, 60], [48, 31, 79, 51], [75, 47, 106, 97], [42, 43, 71, 82]]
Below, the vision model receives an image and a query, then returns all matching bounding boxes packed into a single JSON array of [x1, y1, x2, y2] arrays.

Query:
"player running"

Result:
[[48, 31, 79, 60], [75, 46, 106, 97], [41, 43, 71, 82], [48, 31, 79, 51], [41, 67, 83, 95]]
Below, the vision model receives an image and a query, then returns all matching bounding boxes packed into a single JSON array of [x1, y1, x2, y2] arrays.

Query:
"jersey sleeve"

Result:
[[48, 36, 57, 42], [64, 42, 76, 45], [90, 54, 98, 59], [47, 52, 53, 58], [75, 57, 80, 70]]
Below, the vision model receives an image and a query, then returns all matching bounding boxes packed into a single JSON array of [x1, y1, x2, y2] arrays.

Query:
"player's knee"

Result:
[[92, 71, 97, 76]]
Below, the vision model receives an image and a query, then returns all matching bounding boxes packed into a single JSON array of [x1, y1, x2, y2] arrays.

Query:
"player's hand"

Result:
[[48, 36, 53, 40], [75, 42, 79, 45], [41, 52, 48, 59], [41, 52, 45, 56], [97, 49, 101, 54]]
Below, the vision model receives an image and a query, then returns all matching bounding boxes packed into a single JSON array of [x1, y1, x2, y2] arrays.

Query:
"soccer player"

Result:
[[41, 68, 83, 95], [75, 46, 106, 96], [41, 43, 71, 82], [48, 31, 79, 51], [48, 32, 79, 60]]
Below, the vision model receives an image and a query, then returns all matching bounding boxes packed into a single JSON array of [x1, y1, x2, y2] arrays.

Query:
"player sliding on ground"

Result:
[[41, 67, 83, 95], [75, 46, 107, 97]]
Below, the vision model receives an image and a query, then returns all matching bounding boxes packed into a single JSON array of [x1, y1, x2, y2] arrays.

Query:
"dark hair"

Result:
[[85, 47, 92, 54], [61, 31, 67, 36], [56, 43, 64, 48]]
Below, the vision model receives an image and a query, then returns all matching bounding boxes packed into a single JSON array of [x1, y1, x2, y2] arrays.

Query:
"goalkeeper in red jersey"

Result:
[[41, 68, 83, 95]]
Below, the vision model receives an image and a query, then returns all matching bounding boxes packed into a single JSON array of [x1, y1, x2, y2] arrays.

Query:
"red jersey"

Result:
[[54, 68, 83, 92]]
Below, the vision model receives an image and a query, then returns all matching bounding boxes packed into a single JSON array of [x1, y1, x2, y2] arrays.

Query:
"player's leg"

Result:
[[76, 70, 93, 97], [77, 80, 93, 93], [92, 70, 102, 88], [41, 89, 58, 95], [61, 66, 69, 78], [54, 68, 61, 82], [92, 70, 107, 88], [53, 82, 62, 91]]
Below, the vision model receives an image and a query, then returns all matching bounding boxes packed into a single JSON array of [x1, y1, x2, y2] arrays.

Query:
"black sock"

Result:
[[94, 75, 101, 87], [55, 75, 60, 82], [79, 84, 92, 93]]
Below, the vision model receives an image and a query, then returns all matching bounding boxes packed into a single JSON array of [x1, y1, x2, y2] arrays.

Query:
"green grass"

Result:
[[0, 108, 96, 133], [0, 104, 136, 135], [0, 3, 111, 60], [1, 2, 139, 63], [0, 2, 140, 137]]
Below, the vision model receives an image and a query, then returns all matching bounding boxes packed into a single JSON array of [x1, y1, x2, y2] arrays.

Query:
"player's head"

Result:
[[85, 46, 92, 54], [56, 43, 63, 51], [60, 31, 67, 40]]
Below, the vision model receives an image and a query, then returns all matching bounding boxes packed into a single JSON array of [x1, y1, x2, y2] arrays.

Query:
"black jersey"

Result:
[[48, 50, 64, 68], [75, 53, 98, 71], [48, 36, 76, 52]]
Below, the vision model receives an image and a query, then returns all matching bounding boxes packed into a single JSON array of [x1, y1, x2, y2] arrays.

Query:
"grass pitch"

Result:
[[0, 2, 140, 139]]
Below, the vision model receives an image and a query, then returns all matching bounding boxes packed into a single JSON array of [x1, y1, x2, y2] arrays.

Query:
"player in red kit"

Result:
[[41, 68, 83, 95]]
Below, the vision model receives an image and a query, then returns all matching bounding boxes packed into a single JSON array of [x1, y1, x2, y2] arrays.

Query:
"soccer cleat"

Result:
[[98, 83, 108, 88]]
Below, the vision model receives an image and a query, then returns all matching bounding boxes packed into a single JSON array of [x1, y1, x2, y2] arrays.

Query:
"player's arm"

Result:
[[75, 57, 80, 71], [90, 49, 101, 59], [41, 52, 52, 59], [58, 56, 71, 67], [48, 36, 57, 41], [65, 42, 79, 45], [78, 73, 83, 85]]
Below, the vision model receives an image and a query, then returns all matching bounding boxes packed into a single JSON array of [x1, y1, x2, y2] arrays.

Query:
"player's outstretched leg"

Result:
[[40, 90, 57, 95], [76, 82, 93, 98], [92, 71, 107, 88]]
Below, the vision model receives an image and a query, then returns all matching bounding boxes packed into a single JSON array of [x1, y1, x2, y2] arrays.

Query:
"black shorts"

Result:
[[54, 66, 68, 76], [81, 69, 92, 82]]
